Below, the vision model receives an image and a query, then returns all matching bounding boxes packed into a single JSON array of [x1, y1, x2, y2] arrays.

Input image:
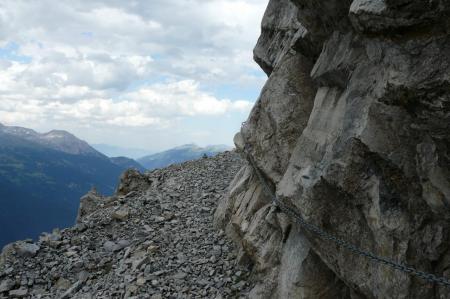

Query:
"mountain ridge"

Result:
[[0, 124, 143, 249], [109, 156, 146, 172], [92, 144, 152, 159], [138, 144, 232, 170], [0, 125, 102, 157]]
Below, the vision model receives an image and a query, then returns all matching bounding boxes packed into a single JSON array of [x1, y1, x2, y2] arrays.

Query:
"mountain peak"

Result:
[[0, 124, 103, 157], [44, 130, 74, 138], [41, 130, 81, 143], [174, 143, 199, 150]]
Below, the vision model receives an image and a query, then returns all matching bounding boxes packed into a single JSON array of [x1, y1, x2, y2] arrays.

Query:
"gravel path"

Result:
[[0, 151, 252, 299]]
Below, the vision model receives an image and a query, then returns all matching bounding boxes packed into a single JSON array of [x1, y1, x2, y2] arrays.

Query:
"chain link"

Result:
[[240, 133, 450, 287]]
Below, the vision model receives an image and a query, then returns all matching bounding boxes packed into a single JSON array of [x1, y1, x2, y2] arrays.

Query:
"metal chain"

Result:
[[240, 139, 450, 287]]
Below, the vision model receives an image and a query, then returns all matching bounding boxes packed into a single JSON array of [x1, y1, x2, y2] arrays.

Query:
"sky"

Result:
[[0, 0, 268, 152]]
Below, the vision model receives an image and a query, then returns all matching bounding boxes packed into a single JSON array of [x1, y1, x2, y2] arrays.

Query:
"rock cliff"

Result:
[[215, 0, 450, 298]]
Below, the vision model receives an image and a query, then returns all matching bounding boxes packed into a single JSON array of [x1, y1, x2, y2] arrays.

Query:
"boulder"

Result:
[[112, 208, 129, 221]]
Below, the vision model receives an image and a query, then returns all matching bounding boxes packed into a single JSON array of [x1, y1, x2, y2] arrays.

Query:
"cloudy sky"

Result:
[[0, 0, 268, 152]]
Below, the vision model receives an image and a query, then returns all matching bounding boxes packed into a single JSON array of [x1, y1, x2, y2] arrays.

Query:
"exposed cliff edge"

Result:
[[215, 0, 450, 298]]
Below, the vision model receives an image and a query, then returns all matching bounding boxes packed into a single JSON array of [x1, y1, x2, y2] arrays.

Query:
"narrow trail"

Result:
[[0, 152, 251, 299]]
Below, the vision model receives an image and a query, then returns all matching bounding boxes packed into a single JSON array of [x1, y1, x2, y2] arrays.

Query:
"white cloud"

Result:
[[0, 0, 267, 85], [0, 79, 253, 128], [126, 80, 253, 117], [88, 7, 162, 32], [0, 0, 267, 149]]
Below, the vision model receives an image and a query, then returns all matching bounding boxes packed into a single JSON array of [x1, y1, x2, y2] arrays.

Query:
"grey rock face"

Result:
[[254, 0, 307, 75], [215, 0, 450, 298], [244, 50, 316, 183], [349, 0, 450, 33], [215, 165, 350, 298]]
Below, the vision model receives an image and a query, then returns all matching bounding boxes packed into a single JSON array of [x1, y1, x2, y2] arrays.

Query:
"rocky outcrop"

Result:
[[0, 152, 253, 298], [76, 189, 104, 223], [216, 0, 450, 298]]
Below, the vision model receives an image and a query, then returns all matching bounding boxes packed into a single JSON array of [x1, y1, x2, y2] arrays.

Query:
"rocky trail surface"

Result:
[[0, 152, 252, 299]]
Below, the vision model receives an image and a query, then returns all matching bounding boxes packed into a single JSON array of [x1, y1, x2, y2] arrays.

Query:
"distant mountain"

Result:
[[138, 144, 232, 170], [92, 143, 151, 159], [0, 124, 139, 249], [0, 123, 102, 157], [110, 156, 146, 172]]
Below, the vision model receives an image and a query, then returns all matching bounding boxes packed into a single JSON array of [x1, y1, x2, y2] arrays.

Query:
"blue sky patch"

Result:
[[81, 32, 94, 38], [0, 42, 32, 63], [205, 82, 263, 102]]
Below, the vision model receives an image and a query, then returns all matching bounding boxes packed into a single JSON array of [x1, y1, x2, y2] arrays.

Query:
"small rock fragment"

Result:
[[146, 245, 159, 254], [8, 288, 28, 298], [112, 208, 129, 221], [173, 272, 187, 280], [55, 277, 72, 290], [103, 241, 117, 252], [0, 279, 15, 292], [136, 277, 146, 286]]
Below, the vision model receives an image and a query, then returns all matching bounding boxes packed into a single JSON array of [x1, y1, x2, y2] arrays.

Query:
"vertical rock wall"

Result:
[[215, 0, 450, 298]]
